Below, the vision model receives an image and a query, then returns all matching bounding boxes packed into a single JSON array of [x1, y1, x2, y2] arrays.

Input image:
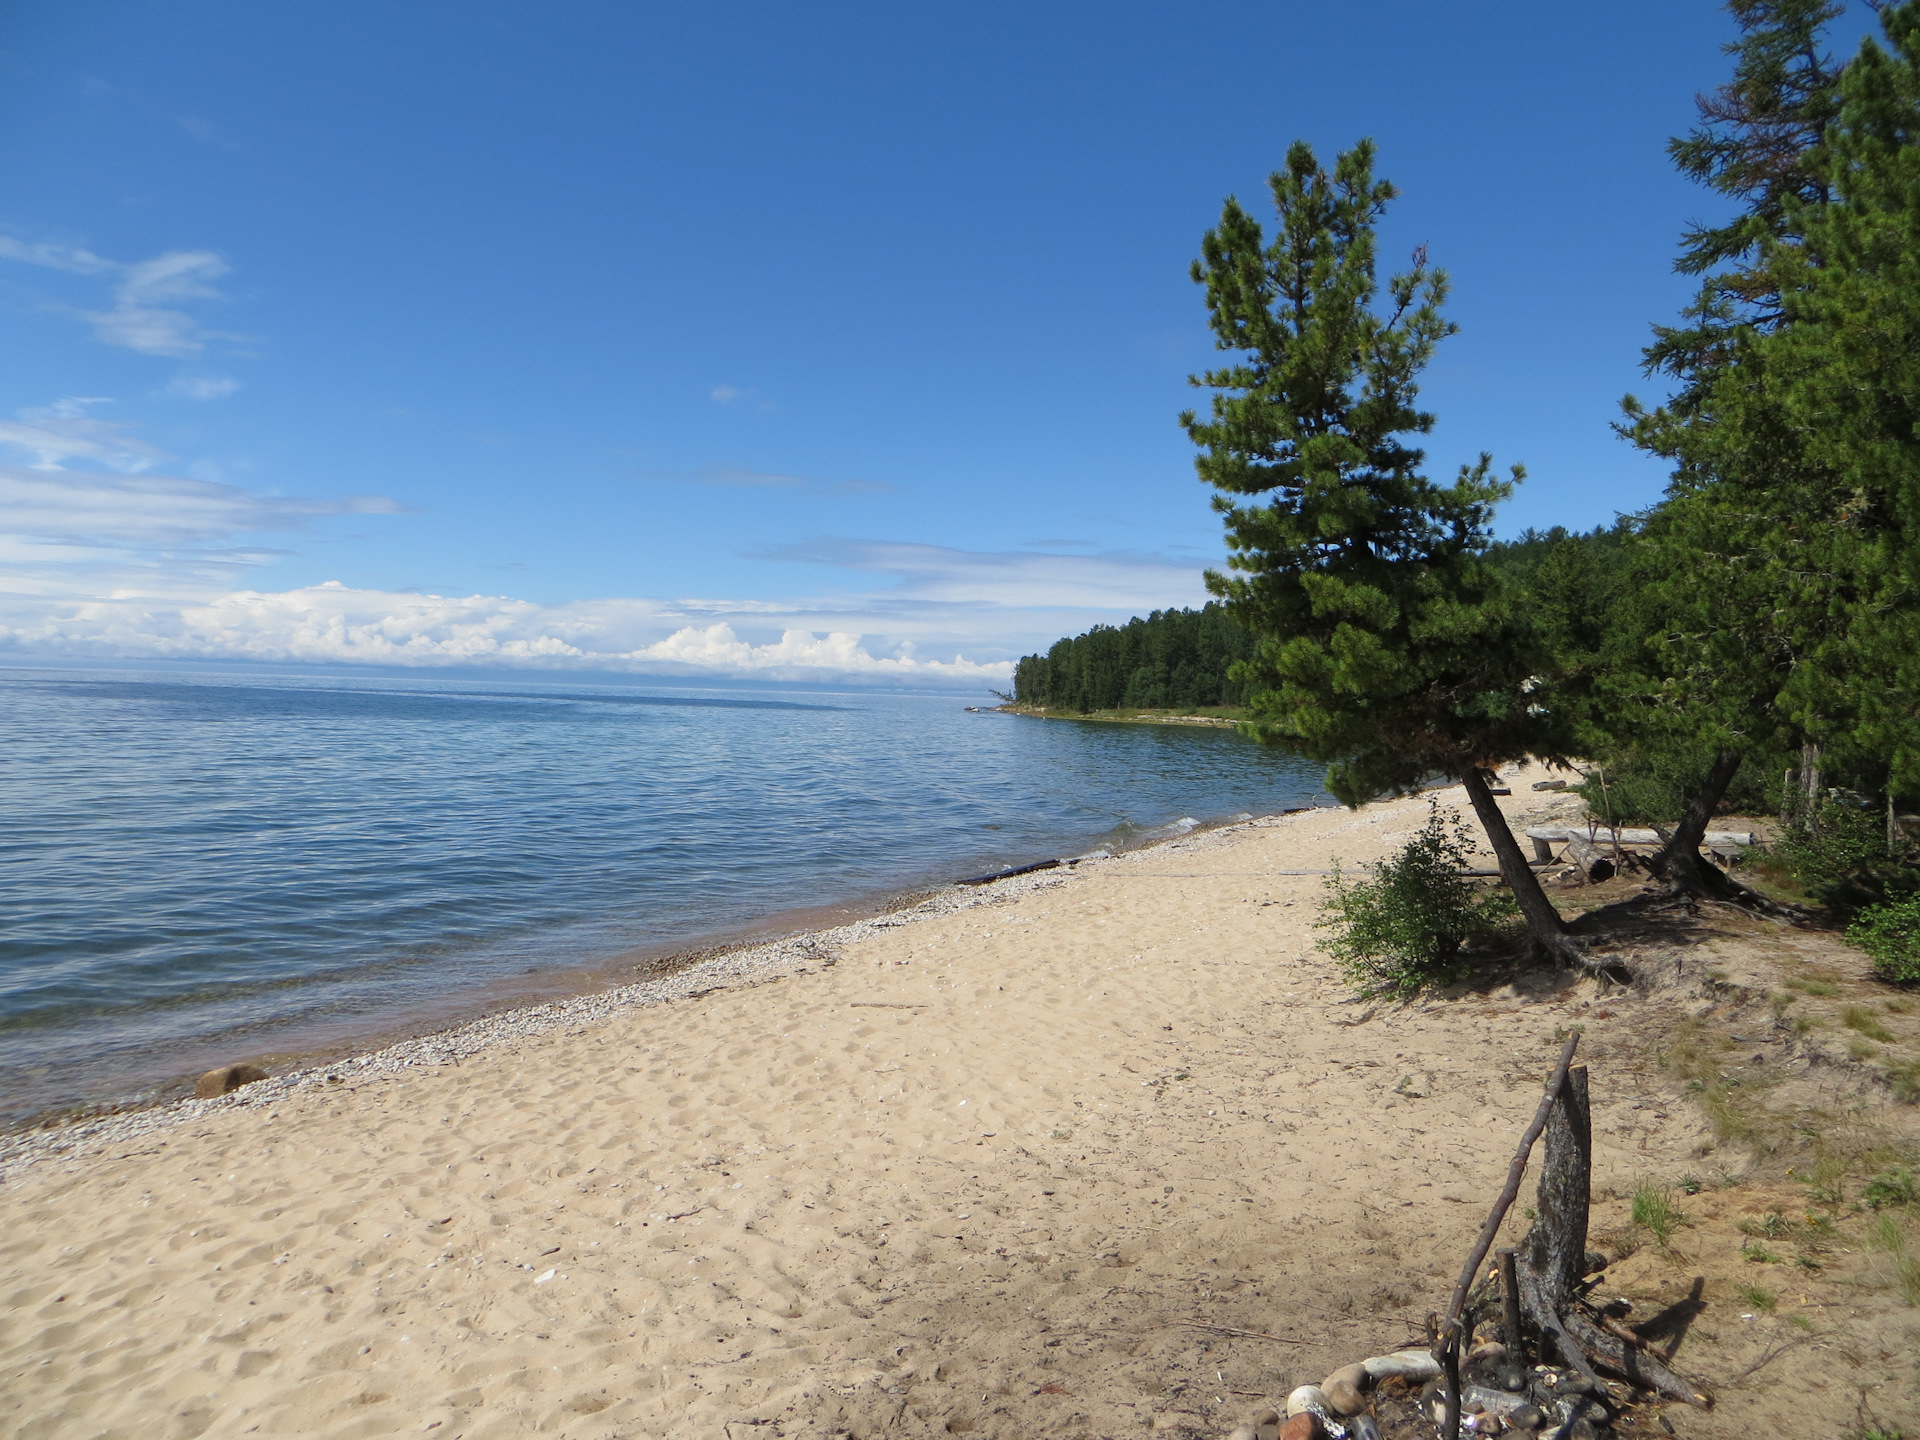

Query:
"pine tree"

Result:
[[1614, 0, 1854, 892], [1183, 140, 1581, 965], [1741, 1, 1920, 796]]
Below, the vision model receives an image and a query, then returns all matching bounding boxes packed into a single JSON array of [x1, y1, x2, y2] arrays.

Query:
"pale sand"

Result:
[[3, 769, 1725, 1439]]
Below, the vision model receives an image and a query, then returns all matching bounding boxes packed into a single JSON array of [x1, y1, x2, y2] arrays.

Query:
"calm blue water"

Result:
[[0, 666, 1326, 1123]]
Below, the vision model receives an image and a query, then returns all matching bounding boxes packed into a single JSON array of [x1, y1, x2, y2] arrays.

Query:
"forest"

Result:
[[1023, 1, 1920, 969], [1008, 603, 1252, 713]]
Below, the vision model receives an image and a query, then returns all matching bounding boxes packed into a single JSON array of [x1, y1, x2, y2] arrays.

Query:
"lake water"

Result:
[[0, 666, 1327, 1124]]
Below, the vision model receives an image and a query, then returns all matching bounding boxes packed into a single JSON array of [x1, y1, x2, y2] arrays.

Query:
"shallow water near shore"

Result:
[[0, 665, 1326, 1124]]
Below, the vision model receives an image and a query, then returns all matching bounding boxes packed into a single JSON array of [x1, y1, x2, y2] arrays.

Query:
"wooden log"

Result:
[[1563, 838, 1615, 883], [1527, 1065, 1591, 1303], [1524, 826, 1753, 847], [1515, 1253, 1709, 1406], [1498, 1247, 1526, 1368]]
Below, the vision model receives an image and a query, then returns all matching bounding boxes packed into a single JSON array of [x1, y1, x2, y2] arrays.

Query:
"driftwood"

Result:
[[1527, 1065, 1591, 1302], [1429, 1043, 1710, 1439], [1562, 837, 1616, 884], [1431, 1036, 1580, 1440], [1514, 1257, 1709, 1406], [955, 858, 1060, 886]]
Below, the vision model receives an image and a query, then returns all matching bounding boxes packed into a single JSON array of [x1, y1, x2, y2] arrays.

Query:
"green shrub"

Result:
[[1769, 800, 1919, 915], [1849, 898, 1920, 985], [1316, 800, 1517, 995]]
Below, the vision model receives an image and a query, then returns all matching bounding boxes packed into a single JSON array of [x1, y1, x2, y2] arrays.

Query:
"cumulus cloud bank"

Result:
[[0, 583, 1016, 685], [0, 386, 1206, 687]]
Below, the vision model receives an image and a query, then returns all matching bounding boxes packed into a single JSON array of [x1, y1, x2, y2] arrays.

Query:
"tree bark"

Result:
[[1460, 766, 1580, 965], [1647, 749, 1744, 899]]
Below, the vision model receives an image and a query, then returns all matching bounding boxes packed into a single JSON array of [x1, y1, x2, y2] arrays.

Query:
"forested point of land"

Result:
[[1010, 603, 1253, 713]]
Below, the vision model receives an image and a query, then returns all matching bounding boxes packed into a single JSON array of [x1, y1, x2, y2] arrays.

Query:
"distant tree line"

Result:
[[1175, 0, 1920, 961], [1010, 603, 1253, 712]]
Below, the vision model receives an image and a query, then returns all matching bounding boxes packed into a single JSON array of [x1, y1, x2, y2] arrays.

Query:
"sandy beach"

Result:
[[5, 769, 1916, 1440]]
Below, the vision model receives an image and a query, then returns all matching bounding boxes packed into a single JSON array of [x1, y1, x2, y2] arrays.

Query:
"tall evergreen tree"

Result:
[[1183, 140, 1581, 965], [1613, 0, 1854, 892], [1726, 0, 1920, 795]]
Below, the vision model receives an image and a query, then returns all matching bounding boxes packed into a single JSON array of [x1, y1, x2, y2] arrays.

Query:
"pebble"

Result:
[[1277, 1414, 1321, 1440], [1361, 1349, 1442, 1383], [1319, 1362, 1371, 1417], [1284, 1385, 1331, 1418]]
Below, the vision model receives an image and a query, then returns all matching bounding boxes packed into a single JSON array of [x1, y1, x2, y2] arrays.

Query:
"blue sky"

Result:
[[0, 1, 1884, 686]]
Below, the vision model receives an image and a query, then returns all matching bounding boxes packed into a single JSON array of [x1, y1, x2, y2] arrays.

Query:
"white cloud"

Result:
[[0, 393, 1206, 686], [0, 467, 405, 549], [0, 237, 119, 275], [163, 374, 241, 401], [0, 584, 1014, 686], [631, 622, 1008, 683], [709, 384, 746, 404], [0, 236, 233, 356], [0, 400, 165, 472]]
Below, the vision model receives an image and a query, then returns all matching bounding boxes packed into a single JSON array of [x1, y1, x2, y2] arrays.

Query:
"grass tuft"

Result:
[[1844, 1005, 1896, 1042], [1631, 1182, 1689, 1245], [1735, 1281, 1777, 1312]]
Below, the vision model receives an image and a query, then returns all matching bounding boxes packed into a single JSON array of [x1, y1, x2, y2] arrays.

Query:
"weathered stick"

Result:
[[1498, 1247, 1526, 1369], [1155, 1321, 1305, 1345], [1436, 1035, 1579, 1348], [1432, 1034, 1579, 1440]]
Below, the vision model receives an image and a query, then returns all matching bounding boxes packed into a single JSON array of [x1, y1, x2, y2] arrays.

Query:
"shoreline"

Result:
[[0, 800, 1319, 1161], [9, 768, 1906, 1440], [1, 789, 1323, 1137]]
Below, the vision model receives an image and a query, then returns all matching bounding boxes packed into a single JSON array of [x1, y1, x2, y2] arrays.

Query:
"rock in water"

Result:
[[1319, 1363, 1371, 1417], [194, 1064, 268, 1098]]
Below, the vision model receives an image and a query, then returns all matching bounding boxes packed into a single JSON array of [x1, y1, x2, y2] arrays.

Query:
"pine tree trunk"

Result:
[[1649, 749, 1744, 898], [1460, 767, 1580, 965]]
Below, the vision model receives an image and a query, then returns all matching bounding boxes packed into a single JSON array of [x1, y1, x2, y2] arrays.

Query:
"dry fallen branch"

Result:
[[1156, 1321, 1305, 1345]]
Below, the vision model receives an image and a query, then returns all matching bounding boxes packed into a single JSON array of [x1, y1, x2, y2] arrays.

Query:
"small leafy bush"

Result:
[[1769, 800, 1918, 915], [1316, 800, 1516, 995], [1849, 898, 1920, 985]]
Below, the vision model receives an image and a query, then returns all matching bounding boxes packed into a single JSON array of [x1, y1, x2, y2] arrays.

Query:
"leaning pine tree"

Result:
[[1182, 139, 1583, 966]]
